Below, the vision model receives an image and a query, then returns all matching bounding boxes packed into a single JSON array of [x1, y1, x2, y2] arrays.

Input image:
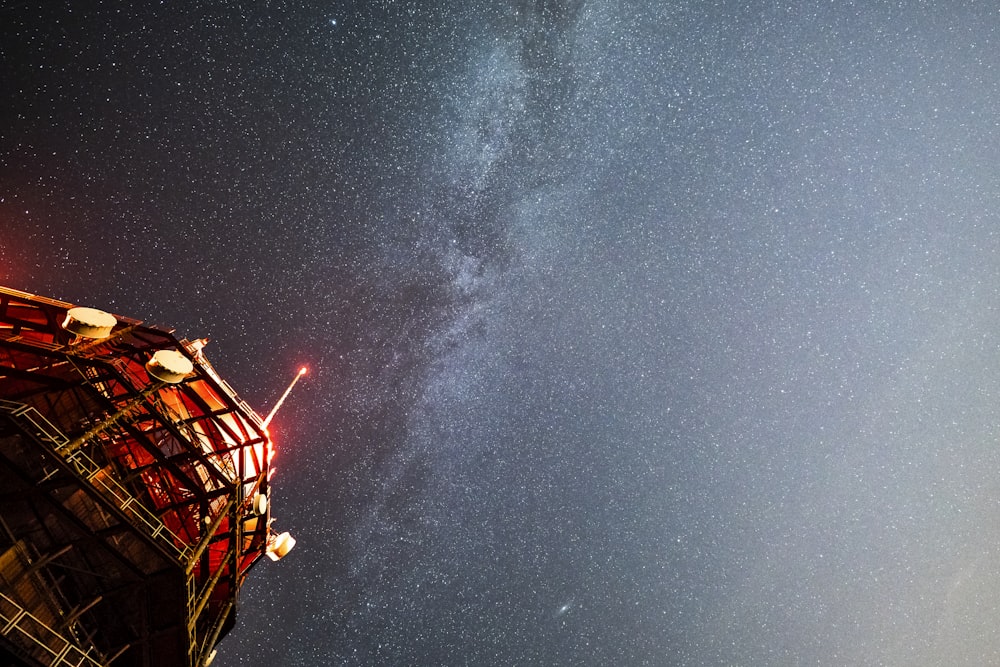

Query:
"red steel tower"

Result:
[[0, 286, 295, 666]]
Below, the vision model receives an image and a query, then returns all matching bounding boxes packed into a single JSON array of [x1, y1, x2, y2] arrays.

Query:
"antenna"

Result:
[[263, 366, 307, 427]]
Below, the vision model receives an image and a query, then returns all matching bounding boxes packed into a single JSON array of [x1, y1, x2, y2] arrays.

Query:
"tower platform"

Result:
[[0, 286, 291, 666]]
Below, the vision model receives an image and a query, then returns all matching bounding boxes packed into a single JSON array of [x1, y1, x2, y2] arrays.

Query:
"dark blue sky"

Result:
[[4, 1, 1000, 665]]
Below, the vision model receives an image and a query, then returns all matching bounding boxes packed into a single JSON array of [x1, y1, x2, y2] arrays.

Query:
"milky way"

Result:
[[4, 1, 1000, 665]]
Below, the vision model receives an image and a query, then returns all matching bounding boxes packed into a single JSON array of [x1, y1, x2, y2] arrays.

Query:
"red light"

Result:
[[298, 366, 308, 376]]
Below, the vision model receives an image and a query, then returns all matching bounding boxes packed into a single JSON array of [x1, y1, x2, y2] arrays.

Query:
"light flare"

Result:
[[262, 365, 309, 427]]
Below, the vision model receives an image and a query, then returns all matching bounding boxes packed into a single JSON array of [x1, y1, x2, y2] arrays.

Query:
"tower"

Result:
[[0, 286, 295, 666]]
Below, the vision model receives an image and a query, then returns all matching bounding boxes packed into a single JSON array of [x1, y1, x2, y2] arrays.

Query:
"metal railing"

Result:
[[0, 400, 192, 561], [0, 330, 64, 351], [0, 592, 106, 667], [0, 400, 69, 448]]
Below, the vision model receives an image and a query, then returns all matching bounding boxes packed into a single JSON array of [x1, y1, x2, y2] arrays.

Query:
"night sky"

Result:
[[4, 1, 1000, 665]]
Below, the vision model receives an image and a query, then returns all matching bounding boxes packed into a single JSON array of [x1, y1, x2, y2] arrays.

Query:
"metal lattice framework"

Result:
[[0, 286, 281, 667]]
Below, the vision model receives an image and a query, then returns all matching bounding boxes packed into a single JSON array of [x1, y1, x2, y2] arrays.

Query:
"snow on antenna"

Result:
[[263, 366, 308, 427]]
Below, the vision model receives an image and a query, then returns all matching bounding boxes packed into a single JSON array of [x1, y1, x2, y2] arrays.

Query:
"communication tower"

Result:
[[0, 286, 295, 666]]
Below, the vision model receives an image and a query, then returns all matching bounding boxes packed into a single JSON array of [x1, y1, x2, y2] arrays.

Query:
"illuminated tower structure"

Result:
[[0, 286, 295, 667]]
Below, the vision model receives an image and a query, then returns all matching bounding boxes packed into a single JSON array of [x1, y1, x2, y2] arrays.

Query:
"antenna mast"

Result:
[[264, 366, 308, 427]]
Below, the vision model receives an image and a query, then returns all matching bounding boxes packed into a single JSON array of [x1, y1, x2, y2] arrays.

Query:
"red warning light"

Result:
[[298, 366, 308, 376]]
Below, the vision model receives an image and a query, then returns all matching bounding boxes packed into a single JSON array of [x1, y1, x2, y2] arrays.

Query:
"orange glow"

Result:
[[298, 366, 308, 376]]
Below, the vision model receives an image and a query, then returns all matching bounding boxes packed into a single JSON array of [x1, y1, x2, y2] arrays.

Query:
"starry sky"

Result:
[[4, 1, 1000, 665]]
